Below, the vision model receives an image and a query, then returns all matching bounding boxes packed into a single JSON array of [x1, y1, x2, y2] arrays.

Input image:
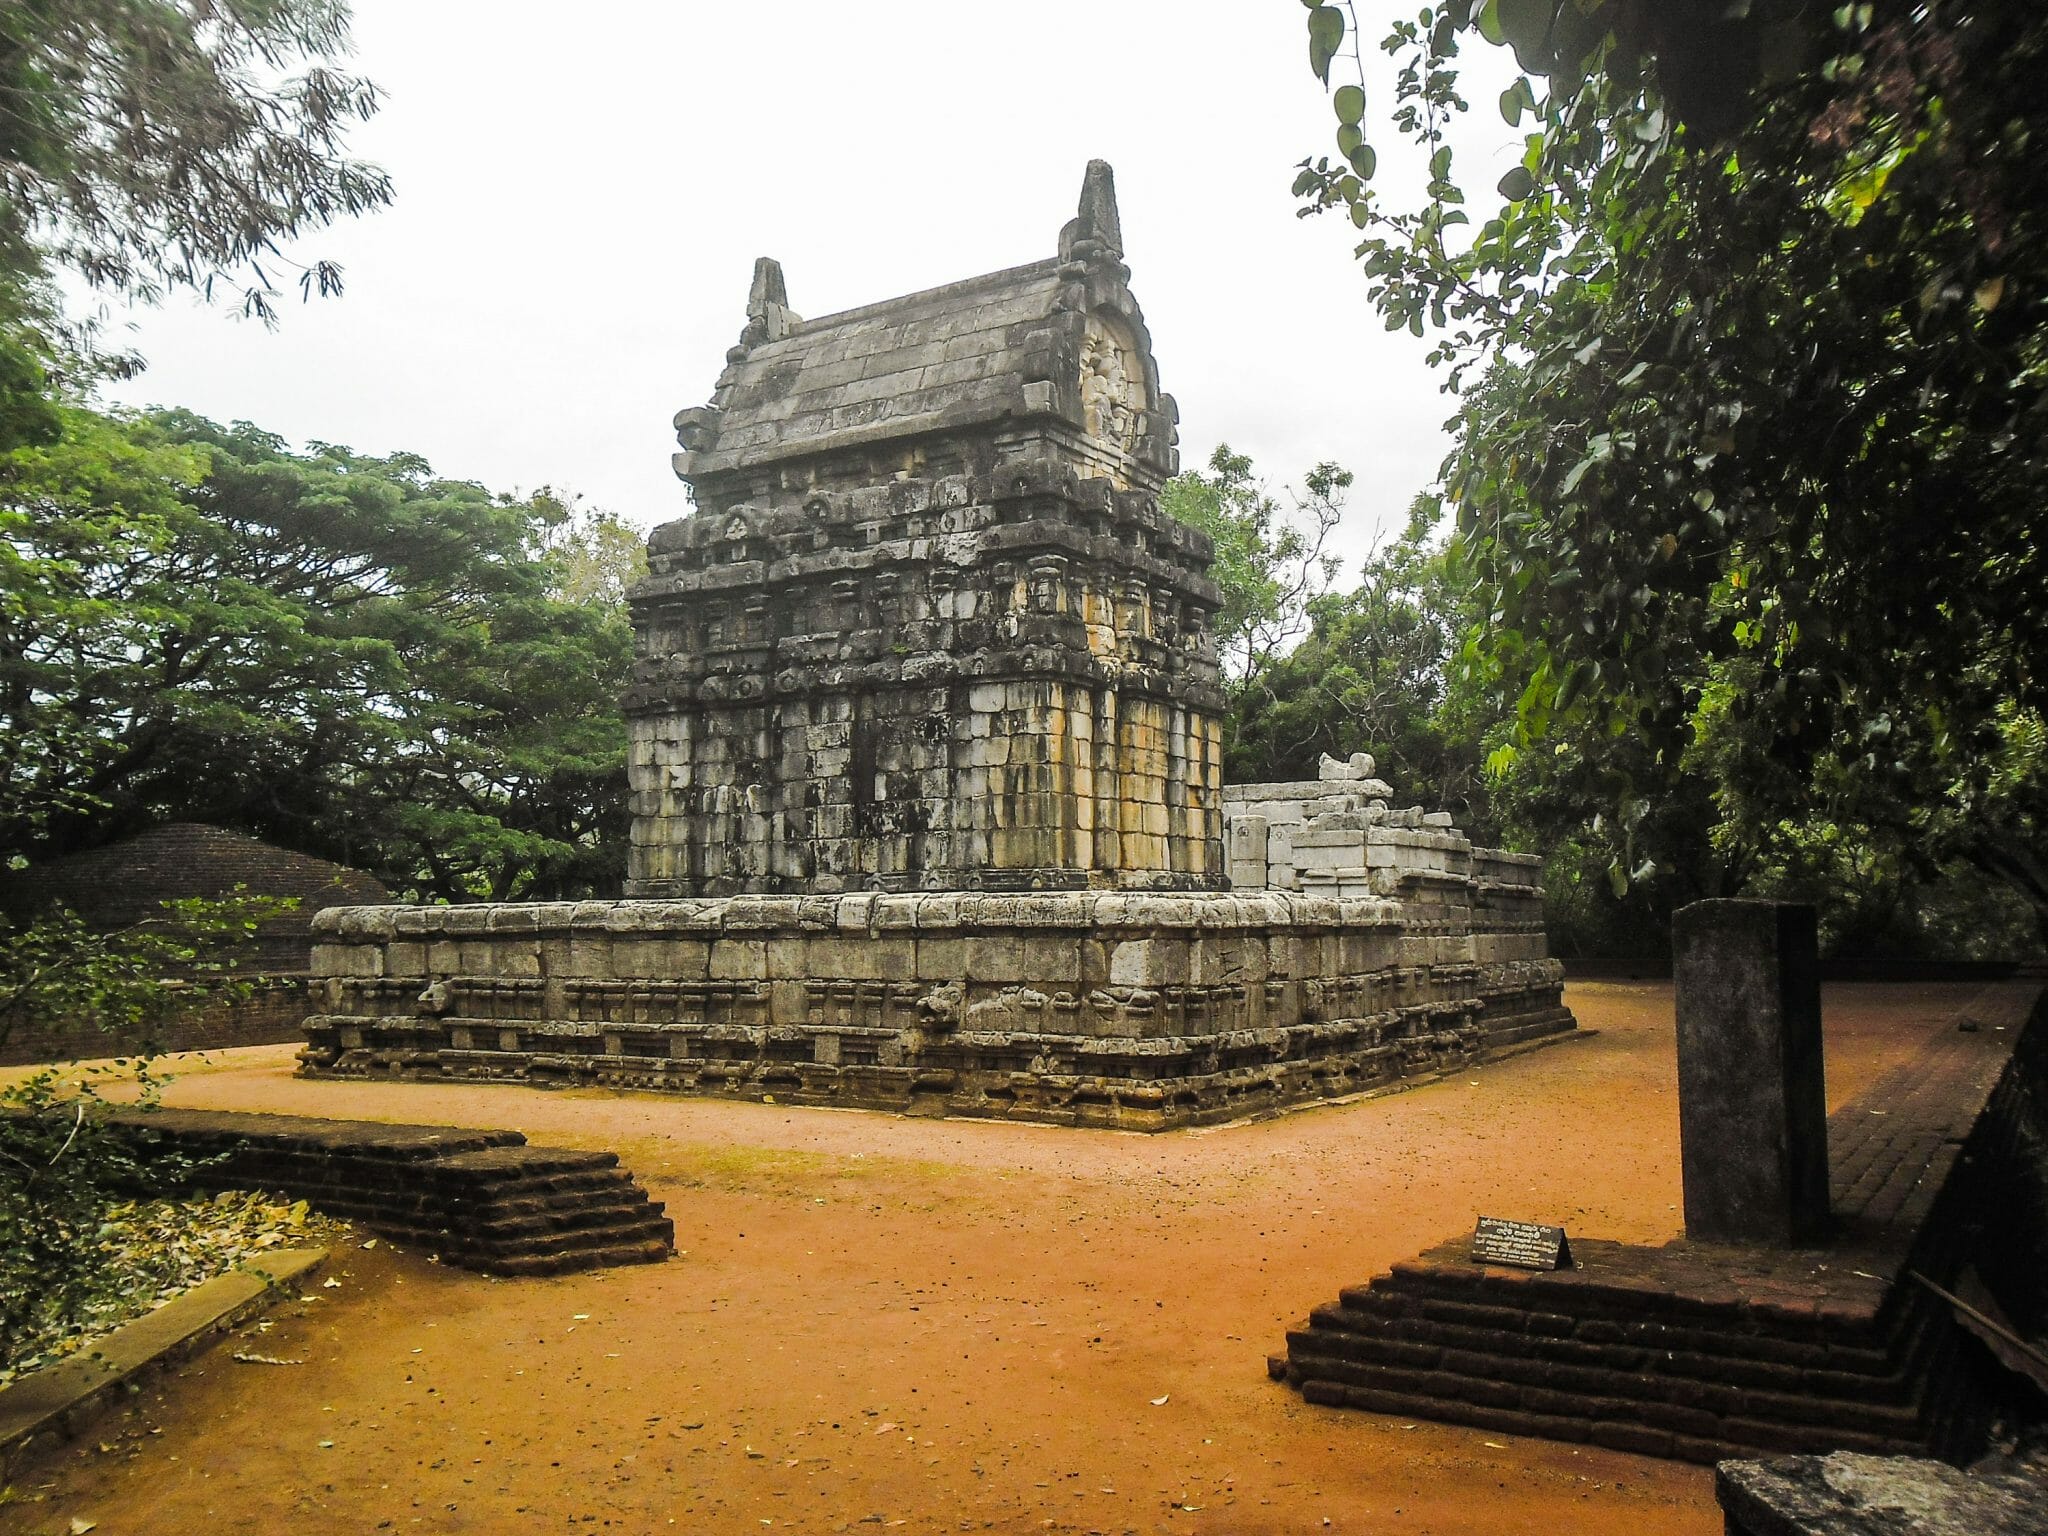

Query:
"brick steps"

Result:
[[1273, 982, 2044, 1465], [1272, 1264, 1962, 1462], [113, 1109, 674, 1277]]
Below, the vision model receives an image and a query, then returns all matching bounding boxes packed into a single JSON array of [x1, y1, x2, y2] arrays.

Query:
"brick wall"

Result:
[[1, 823, 390, 975], [0, 976, 311, 1068]]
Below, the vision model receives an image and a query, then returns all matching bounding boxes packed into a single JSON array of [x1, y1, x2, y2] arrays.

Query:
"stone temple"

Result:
[[627, 161, 1218, 897], [299, 163, 1575, 1129]]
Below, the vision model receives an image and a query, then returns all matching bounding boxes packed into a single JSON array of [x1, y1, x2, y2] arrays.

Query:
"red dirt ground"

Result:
[[0, 981, 1985, 1536]]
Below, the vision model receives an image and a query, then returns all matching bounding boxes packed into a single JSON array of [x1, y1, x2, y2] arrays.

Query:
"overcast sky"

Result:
[[94, 2, 1521, 576]]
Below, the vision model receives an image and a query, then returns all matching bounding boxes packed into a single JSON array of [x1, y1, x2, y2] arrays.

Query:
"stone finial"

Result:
[[731, 256, 801, 359], [1060, 159, 1123, 262], [1317, 751, 1378, 782], [748, 256, 787, 316]]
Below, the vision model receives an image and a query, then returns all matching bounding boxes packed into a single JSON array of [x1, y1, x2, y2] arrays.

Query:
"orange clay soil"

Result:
[[0, 980, 1985, 1536]]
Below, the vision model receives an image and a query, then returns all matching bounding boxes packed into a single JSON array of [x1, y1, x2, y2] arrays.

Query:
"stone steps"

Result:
[[483, 1235, 681, 1278], [1271, 982, 2044, 1464], [113, 1108, 674, 1277], [1272, 1263, 1953, 1462]]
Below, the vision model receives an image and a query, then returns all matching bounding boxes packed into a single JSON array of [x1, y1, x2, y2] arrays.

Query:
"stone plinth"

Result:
[[1274, 983, 2044, 1463], [1674, 899, 1830, 1245], [300, 891, 1573, 1131]]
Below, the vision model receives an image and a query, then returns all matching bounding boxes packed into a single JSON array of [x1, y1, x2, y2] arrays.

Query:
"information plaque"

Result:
[[1470, 1216, 1572, 1271]]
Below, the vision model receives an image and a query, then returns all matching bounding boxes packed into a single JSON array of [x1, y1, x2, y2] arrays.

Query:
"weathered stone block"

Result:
[[310, 943, 380, 978], [1673, 899, 1829, 1247], [710, 939, 769, 981]]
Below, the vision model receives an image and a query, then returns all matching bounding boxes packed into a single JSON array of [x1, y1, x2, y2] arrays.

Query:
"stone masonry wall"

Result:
[[627, 461, 1225, 895], [1223, 755, 1547, 935], [627, 162, 1228, 900], [301, 893, 1571, 1130], [0, 977, 311, 1068]]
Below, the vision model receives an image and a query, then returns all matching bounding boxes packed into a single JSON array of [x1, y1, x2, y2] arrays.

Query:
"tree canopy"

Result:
[[1290, 0, 2048, 938], [0, 0, 389, 448], [1160, 445, 1347, 677], [2, 406, 635, 901]]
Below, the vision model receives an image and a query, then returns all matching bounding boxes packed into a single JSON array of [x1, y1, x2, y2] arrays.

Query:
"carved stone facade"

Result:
[[298, 163, 1577, 1128], [301, 890, 1570, 1130], [626, 161, 1223, 897]]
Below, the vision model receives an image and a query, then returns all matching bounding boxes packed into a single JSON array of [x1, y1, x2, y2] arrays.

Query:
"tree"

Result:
[[0, 0, 389, 458], [0, 0, 389, 327], [1162, 442, 1346, 667], [537, 494, 649, 609], [1, 406, 634, 901], [1289, 1, 2048, 942], [1222, 494, 1481, 800], [1161, 446, 1354, 775]]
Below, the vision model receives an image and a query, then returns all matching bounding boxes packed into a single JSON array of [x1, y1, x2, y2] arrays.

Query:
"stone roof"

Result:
[[673, 161, 1179, 488]]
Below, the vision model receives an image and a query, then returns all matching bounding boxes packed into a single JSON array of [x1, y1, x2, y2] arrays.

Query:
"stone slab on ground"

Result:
[[0, 1247, 326, 1463], [1717, 1451, 2048, 1535]]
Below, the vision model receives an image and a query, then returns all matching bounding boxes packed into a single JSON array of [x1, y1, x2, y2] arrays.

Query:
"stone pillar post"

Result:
[[1672, 899, 1830, 1245]]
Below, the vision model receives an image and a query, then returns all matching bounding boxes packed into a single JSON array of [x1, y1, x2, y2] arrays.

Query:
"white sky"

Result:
[[94, 2, 1521, 577]]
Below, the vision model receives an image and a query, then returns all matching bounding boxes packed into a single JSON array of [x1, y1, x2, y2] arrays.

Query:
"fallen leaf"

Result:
[[1149, 1395, 1169, 1406]]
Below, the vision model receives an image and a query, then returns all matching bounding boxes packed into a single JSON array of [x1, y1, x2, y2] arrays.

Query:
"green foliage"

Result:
[[538, 495, 649, 609], [0, 0, 390, 326], [1160, 444, 1346, 690], [0, 0, 397, 1373], [1, 406, 635, 901], [1290, 0, 2048, 944], [0, 896, 284, 1057], [0, 891, 280, 1370], [1225, 494, 1486, 812], [2, 1064, 174, 1371], [2, 1185, 341, 1381], [0, 0, 389, 477]]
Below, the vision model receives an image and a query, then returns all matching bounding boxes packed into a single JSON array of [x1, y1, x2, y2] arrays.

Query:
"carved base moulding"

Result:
[[300, 893, 1574, 1131]]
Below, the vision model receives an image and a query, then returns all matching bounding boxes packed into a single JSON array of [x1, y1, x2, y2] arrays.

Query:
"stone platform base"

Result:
[[298, 892, 1575, 1131], [1271, 983, 2045, 1462]]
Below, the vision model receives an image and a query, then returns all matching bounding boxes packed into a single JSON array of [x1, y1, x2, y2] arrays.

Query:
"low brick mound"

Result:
[[114, 1109, 674, 1276], [1270, 982, 2045, 1464]]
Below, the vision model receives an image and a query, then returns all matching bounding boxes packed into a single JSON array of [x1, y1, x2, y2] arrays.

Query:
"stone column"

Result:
[[1672, 900, 1830, 1245]]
